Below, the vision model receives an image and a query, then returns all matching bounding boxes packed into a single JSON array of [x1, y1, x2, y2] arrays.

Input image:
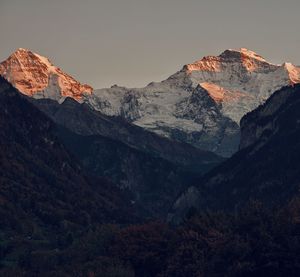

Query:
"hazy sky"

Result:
[[1, 0, 299, 88]]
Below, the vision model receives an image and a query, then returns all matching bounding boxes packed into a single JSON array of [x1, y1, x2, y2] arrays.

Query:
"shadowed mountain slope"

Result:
[[170, 84, 300, 222]]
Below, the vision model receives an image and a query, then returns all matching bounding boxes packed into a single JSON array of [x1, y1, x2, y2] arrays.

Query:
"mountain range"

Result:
[[1, 46, 300, 275], [0, 50, 223, 219], [87, 48, 300, 156], [1, 47, 300, 219], [2, 48, 300, 157]]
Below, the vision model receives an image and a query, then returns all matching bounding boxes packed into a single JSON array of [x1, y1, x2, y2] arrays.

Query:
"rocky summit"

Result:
[[0, 48, 92, 101]]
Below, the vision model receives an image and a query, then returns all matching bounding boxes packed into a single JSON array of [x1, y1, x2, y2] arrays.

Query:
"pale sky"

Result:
[[0, 0, 299, 88]]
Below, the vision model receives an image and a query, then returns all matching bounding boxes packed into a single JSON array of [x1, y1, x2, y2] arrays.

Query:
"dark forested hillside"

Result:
[[0, 77, 137, 273], [3, 199, 300, 276], [55, 126, 204, 218]]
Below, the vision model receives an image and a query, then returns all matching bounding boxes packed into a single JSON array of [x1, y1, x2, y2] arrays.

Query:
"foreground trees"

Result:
[[1, 199, 300, 276]]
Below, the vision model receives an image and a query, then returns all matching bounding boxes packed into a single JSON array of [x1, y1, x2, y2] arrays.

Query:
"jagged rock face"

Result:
[[0, 48, 93, 101], [173, 85, 240, 156], [85, 48, 300, 157], [169, 84, 300, 223]]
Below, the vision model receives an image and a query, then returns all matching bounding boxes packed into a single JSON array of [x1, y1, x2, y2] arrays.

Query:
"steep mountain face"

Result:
[[84, 48, 300, 156], [0, 76, 136, 239], [0, 48, 92, 101], [170, 84, 300, 223]]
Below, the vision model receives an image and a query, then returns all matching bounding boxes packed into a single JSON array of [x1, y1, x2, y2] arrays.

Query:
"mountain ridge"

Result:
[[86, 48, 300, 156], [2, 47, 300, 157]]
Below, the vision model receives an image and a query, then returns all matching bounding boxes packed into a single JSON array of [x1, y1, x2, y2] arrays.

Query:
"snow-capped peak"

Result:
[[0, 48, 93, 101], [228, 48, 267, 62], [16, 47, 29, 52], [184, 48, 273, 73], [282, 62, 300, 83]]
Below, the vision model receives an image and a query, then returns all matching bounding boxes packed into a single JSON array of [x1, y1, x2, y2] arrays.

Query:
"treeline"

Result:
[[1, 198, 300, 276]]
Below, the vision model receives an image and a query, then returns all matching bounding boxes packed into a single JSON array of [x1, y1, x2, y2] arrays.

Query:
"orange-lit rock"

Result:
[[199, 82, 225, 102], [0, 48, 93, 101], [185, 48, 274, 74]]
